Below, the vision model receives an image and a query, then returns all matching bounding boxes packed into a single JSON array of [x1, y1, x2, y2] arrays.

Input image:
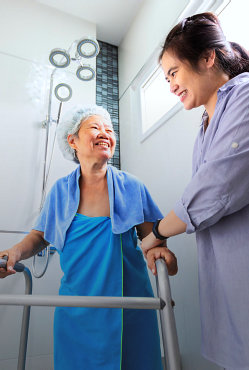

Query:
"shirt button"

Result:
[[231, 142, 239, 149]]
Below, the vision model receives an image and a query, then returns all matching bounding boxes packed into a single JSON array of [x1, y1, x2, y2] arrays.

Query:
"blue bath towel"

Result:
[[33, 165, 162, 251]]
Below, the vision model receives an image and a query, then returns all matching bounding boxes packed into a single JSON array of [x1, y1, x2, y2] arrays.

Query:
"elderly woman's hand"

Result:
[[0, 247, 20, 278], [146, 246, 178, 276]]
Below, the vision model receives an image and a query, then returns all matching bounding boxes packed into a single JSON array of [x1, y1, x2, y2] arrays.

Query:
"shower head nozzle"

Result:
[[76, 65, 95, 81], [49, 48, 70, 68], [54, 83, 72, 102], [77, 38, 99, 58]]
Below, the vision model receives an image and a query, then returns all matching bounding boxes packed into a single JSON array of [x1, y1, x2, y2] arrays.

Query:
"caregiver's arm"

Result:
[[141, 210, 186, 254], [136, 222, 163, 242], [0, 230, 49, 278]]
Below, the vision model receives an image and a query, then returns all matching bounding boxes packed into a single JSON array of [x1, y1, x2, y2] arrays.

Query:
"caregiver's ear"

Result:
[[202, 49, 216, 69]]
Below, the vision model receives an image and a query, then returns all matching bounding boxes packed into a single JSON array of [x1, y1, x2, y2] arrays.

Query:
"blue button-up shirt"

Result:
[[174, 73, 249, 368]]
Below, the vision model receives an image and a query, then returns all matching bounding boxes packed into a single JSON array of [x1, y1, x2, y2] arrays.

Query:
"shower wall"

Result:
[[0, 0, 96, 369]]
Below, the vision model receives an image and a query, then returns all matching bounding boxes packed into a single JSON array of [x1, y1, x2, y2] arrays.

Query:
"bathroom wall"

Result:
[[0, 0, 96, 368]]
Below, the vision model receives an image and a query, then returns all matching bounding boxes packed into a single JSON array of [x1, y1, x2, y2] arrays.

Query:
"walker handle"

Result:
[[0, 256, 25, 272]]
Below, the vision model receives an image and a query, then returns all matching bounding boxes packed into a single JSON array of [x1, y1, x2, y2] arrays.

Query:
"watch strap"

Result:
[[152, 219, 168, 240]]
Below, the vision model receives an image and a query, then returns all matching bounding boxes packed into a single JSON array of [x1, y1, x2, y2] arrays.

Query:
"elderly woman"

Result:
[[0, 105, 177, 370], [142, 12, 249, 370]]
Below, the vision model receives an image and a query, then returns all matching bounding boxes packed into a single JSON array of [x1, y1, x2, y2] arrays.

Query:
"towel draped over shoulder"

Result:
[[33, 165, 163, 251]]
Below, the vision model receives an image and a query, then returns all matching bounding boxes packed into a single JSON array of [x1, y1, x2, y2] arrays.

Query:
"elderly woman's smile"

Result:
[[95, 139, 110, 148], [96, 141, 109, 147]]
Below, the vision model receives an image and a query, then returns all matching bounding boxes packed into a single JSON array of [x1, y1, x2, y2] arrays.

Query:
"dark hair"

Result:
[[159, 12, 249, 78]]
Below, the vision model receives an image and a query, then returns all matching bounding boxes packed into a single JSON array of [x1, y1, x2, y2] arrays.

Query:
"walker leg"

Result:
[[156, 259, 181, 370], [17, 267, 32, 370]]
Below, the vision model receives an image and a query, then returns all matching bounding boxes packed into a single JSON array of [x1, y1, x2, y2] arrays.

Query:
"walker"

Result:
[[0, 258, 181, 370]]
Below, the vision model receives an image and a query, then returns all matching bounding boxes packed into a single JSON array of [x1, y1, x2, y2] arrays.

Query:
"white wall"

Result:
[[0, 0, 96, 368], [118, 1, 222, 369], [119, 0, 189, 97]]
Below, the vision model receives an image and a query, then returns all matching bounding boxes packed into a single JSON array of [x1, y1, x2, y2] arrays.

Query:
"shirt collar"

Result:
[[218, 72, 249, 94], [200, 72, 249, 127]]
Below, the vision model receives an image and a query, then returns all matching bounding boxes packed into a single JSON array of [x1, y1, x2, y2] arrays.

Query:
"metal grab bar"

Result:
[[0, 258, 181, 370]]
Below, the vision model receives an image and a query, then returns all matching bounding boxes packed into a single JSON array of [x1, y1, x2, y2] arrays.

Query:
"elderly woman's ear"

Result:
[[67, 134, 77, 150]]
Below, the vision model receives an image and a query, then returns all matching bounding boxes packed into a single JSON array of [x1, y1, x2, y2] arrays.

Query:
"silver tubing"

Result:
[[40, 69, 56, 209], [156, 259, 181, 370], [32, 244, 50, 278], [0, 295, 162, 310], [44, 102, 62, 189], [17, 267, 32, 370]]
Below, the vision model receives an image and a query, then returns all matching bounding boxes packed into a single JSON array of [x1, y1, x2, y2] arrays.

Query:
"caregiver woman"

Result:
[[142, 12, 249, 370], [0, 105, 177, 370]]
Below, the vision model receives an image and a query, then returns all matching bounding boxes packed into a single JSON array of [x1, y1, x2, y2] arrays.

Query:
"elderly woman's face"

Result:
[[68, 115, 116, 163]]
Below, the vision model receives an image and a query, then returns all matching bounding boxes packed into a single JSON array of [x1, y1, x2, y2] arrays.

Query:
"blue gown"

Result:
[[54, 213, 162, 370]]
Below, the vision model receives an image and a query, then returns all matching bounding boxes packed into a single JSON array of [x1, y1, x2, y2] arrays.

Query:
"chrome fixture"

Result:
[[54, 83, 72, 102], [77, 37, 100, 58], [48, 37, 99, 81], [76, 65, 95, 81], [49, 48, 71, 68]]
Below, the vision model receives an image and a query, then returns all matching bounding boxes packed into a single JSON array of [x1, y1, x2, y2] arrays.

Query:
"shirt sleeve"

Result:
[[174, 83, 249, 233]]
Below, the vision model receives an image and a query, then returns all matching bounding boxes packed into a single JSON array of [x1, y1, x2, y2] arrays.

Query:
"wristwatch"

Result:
[[152, 219, 168, 240]]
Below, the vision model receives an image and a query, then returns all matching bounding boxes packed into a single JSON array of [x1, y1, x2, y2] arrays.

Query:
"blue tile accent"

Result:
[[96, 41, 120, 169]]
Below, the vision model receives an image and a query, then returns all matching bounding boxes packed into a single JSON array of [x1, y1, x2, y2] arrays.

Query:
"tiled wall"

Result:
[[96, 41, 120, 169]]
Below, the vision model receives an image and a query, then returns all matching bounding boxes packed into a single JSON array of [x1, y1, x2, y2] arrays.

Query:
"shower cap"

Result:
[[57, 104, 112, 163]]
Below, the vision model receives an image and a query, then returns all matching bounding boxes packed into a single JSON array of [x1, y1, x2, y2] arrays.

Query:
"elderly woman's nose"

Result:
[[98, 128, 108, 137]]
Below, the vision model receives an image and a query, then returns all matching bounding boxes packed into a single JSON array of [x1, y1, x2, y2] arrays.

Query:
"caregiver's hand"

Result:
[[141, 231, 162, 256], [146, 246, 178, 276]]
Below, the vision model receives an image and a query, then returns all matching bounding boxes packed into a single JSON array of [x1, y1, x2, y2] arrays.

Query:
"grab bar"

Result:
[[0, 258, 181, 370]]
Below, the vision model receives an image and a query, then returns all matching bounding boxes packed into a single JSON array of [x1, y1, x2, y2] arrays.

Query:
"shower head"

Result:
[[49, 48, 70, 68], [76, 65, 95, 81], [54, 83, 72, 102], [77, 38, 99, 58]]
